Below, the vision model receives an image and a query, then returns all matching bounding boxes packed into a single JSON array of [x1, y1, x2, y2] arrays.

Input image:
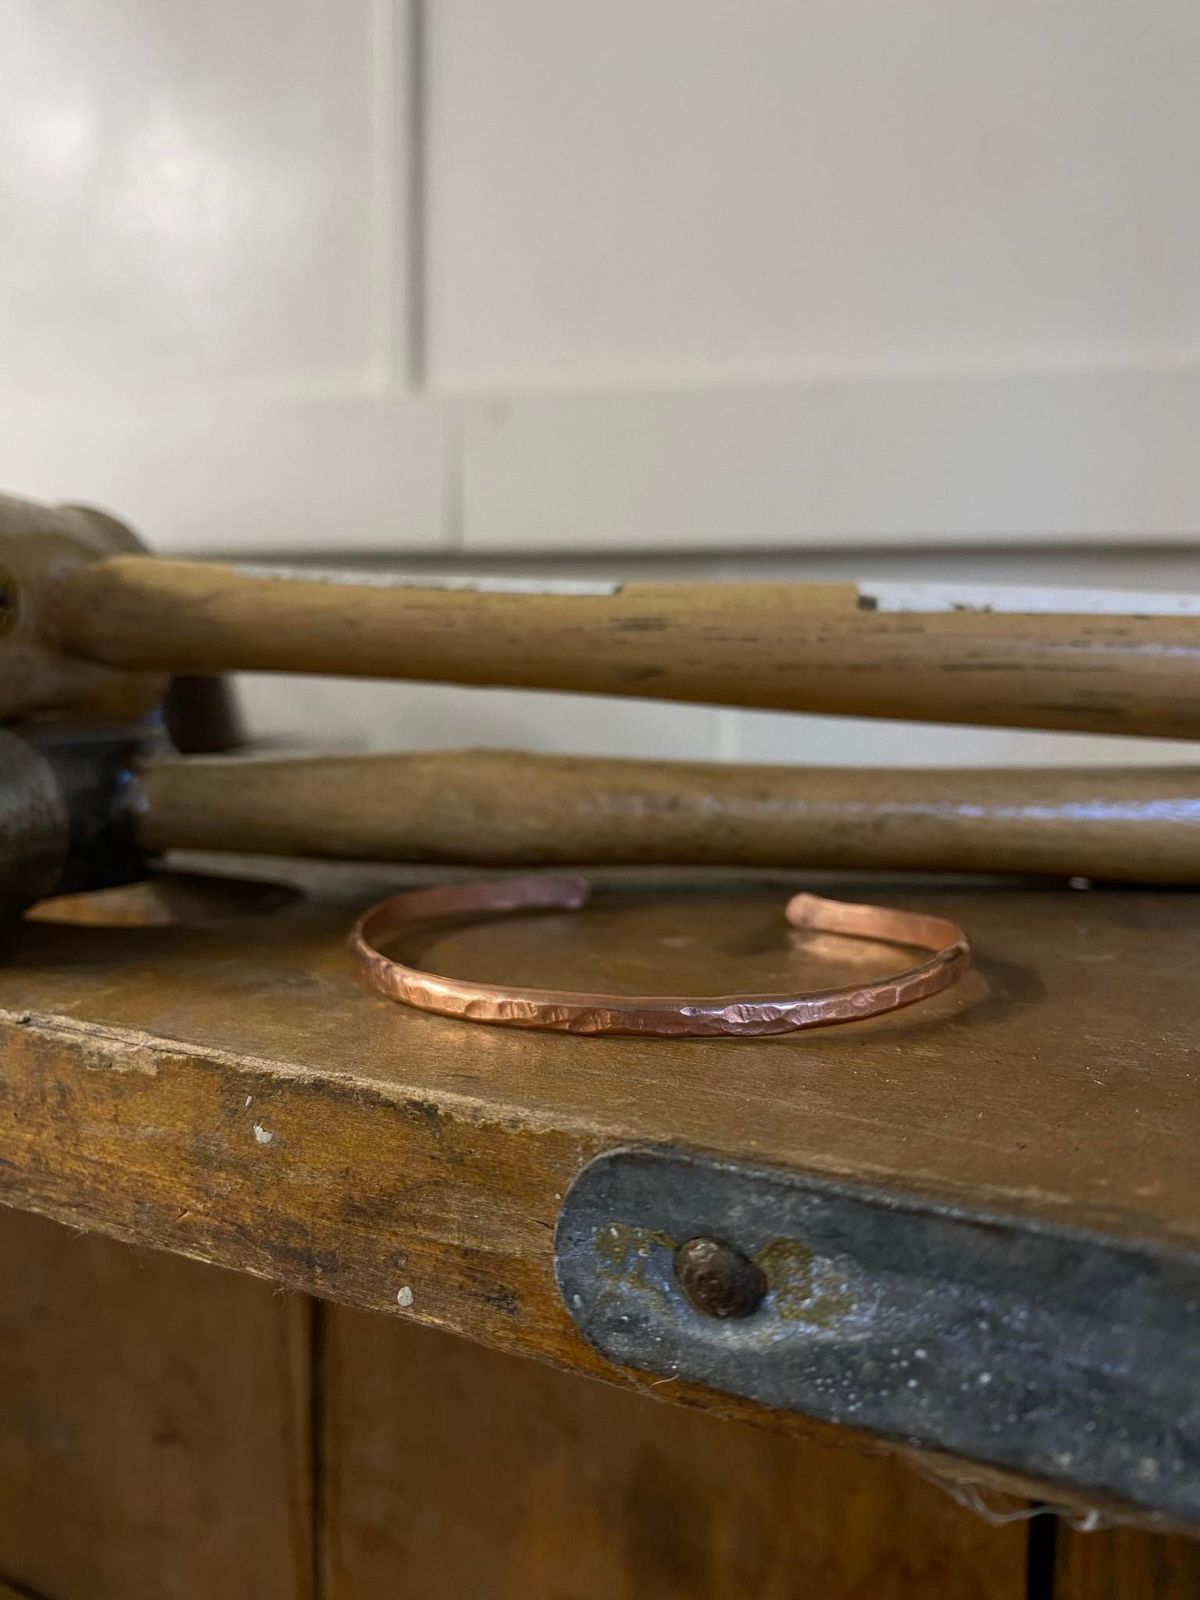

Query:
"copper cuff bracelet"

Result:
[[350, 874, 971, 1039]]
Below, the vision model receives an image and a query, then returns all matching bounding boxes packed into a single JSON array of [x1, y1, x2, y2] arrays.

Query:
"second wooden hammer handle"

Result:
[[140, 749, 1200, 883]]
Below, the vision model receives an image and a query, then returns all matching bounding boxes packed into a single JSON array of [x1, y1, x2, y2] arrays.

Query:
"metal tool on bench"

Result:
[[5, 490, 1200, 738]]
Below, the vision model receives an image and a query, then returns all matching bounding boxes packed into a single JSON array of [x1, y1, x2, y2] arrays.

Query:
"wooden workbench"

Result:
[[0, 867, 1197, 1598]]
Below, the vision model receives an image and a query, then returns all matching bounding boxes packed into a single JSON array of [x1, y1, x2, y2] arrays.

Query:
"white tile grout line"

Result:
[[403, 0, 428, 391], [366, 0, 395, 388], [713, 708, 742, 764], [441, 399, 466, 551], [366, 0, 412, 392]]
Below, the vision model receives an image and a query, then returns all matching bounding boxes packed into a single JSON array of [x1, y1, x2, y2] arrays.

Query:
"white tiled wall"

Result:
[[1, 0, 390, 386], [2, 1, 1198, 765], [429, 0, 1200, 390]]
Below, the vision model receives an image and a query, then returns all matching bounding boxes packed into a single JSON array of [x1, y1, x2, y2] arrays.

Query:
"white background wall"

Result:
[[2, 0, 1198, 766]]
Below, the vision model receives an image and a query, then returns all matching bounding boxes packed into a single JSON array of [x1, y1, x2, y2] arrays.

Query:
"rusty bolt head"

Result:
[[674, 1236, 767, 1319]]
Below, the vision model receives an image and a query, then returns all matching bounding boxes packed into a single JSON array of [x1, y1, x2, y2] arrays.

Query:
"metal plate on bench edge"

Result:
[[554, 1146, 1200, 1524]]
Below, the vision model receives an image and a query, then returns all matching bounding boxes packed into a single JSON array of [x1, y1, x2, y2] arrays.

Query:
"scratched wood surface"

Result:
[[0, 869, 1196, 1523], [0, 1207, 311, 1600], [321, 1307, 1027, 1600]]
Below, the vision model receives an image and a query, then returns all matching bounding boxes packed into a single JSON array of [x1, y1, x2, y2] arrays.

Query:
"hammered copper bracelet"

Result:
[[350, 874, 971, 1038]]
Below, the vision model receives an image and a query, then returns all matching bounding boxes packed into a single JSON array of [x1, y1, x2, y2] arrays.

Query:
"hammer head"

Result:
[[0, 491, 166, 724], [0, 723, 149, 918]]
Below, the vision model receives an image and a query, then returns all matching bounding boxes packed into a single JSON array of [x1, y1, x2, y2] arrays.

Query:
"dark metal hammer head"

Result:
[[0, 725, 150, 917]]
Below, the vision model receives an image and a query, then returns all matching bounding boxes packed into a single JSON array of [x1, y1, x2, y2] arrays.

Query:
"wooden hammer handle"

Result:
[[63, 558, 1200, 740], [140, 749, 1200, 883]]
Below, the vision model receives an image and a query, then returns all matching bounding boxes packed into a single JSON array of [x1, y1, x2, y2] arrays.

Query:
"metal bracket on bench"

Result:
[[555, 1146, 1200, 1524]]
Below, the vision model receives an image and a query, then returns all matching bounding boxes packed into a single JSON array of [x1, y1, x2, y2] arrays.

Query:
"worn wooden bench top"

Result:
[[1, 868, 1196, 1525]]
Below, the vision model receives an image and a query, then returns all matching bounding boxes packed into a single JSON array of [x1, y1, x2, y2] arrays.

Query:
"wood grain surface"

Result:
[[0, 1208, 311, 1600], [1, 870, 1196, 1525], [321, 1307, 1027, 1600], [141, 748, 1200, 884], [62, 558, 1200, 737], [1056, 1524, 1200, 1599]]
